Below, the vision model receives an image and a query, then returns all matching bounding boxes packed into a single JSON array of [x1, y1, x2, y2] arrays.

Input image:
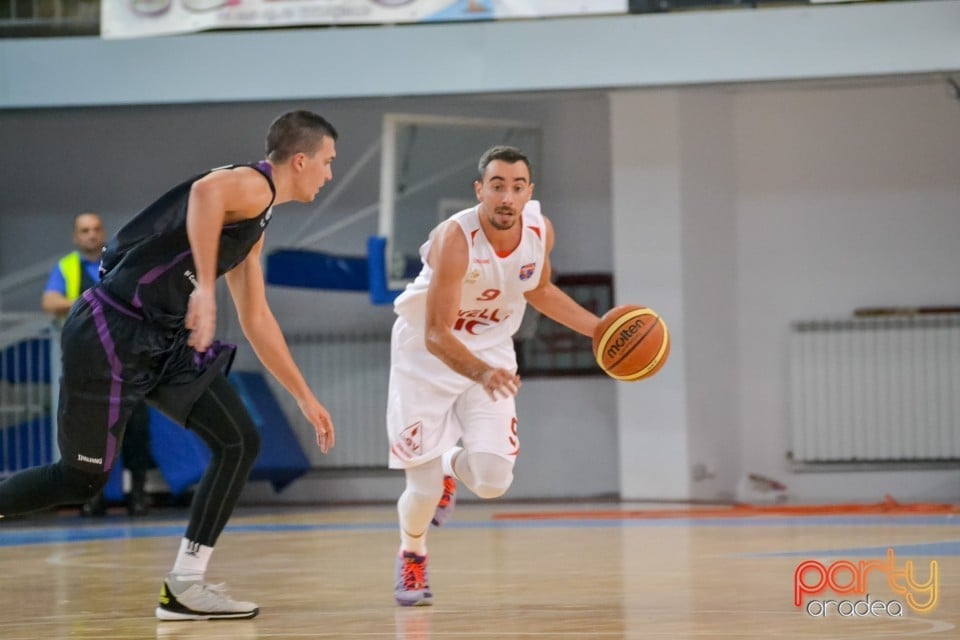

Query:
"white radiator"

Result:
[[278, 333, 391, 469], [789, 315, 960, 464]]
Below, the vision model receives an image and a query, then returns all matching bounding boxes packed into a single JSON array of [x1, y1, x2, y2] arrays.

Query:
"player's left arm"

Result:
[[225, 237, 335, 452], [523, 216, 600, 338]]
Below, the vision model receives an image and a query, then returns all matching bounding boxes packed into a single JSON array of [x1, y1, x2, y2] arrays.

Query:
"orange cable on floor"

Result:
[[492, 495, 960, 521]]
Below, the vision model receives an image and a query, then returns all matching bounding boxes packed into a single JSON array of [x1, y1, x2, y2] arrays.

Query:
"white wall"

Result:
[[2, 4, 960, 504], [734, 80, 960, 501], [608, 78, 960, 503], [677, 89, 741, 502], [610, 90, 692, 501]]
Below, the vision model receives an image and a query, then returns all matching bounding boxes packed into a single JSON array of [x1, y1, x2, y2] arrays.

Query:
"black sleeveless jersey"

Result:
[[99, 161, 276, 325]]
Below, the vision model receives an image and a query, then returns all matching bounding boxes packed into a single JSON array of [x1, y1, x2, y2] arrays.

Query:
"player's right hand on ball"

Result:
[[480, 368, 521, 401]]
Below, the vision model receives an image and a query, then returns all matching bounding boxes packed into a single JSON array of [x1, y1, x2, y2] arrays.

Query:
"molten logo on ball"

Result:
[[593, 305, 670, 381], [604, 317, 651, 362]]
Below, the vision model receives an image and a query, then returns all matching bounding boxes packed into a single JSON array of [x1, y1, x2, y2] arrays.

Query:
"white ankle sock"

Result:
[[171, 538, 213, 580]]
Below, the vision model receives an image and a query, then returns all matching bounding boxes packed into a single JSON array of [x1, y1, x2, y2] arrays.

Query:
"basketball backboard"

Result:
[[378, 113, 542, 290]]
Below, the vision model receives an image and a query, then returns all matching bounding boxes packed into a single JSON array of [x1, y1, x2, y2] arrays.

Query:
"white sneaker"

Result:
[[156, 576, 259, 620]]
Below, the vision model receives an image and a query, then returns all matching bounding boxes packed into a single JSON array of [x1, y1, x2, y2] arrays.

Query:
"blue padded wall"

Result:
[[147, 372, 311, 496], [265, 249, 369, 291]]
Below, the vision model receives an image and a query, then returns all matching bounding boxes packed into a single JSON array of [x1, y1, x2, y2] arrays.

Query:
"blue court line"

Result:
[[2, 514, 959, 548]]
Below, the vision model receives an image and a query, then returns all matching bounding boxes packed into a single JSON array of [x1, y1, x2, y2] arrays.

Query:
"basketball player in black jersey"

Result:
[[0, 110, 337, 621]]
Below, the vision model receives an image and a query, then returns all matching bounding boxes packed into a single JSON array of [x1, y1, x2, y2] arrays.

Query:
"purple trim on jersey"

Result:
[[131, 249, 192, 308], [93, 288, 142, 320], [255, 160, 273, 178], [81, 290, 122, 473], [192, 339, 237, 369]]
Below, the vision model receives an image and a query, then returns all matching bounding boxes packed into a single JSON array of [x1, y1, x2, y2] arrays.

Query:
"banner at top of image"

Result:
[[103, 0, 629, 40]]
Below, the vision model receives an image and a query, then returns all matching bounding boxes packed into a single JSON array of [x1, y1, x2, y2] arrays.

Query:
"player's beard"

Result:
[[487, 206, 518, 231]]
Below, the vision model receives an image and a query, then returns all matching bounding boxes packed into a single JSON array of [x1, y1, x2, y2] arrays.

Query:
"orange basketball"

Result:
[[592, 305, 670, 381]]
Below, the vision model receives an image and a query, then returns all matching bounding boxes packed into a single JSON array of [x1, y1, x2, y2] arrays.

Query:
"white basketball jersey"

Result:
[[394, 200, 547, 352]]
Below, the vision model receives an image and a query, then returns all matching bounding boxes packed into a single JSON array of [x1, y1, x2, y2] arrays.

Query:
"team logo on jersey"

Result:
[[465, 268, 481, 284], [183, 269, 199, 290], [76, 453, 103, 465], [519, 263, 536, 281], [392, 421, 424, 461], [260, 207, 273, 228]]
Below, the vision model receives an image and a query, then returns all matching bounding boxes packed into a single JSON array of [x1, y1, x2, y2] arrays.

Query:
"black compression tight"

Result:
[[0, 374, 260, 535], [182, 374, 261, 547], [0, 460, 107, 516]]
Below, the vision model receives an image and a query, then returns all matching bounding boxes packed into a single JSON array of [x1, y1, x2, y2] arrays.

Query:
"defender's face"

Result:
[[296, 136, 336, 202], [475, 160, 533, 231]]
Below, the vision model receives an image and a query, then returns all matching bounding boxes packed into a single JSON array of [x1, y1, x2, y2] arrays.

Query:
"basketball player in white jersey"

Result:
[[388, 146, 601, 605]]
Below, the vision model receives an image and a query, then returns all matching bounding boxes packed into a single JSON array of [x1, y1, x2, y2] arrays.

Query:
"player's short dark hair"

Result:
[[266, 110, 339, 163], [477, 145, 532, 182]]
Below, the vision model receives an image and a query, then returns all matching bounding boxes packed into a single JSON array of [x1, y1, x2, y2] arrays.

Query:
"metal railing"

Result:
[[0, 252, 63, 478], [0, 256, 58, 315], [0, 316, 58, 479]]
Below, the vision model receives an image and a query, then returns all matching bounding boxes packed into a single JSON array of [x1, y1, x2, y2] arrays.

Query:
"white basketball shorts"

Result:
[[387, 318, 520, 469]]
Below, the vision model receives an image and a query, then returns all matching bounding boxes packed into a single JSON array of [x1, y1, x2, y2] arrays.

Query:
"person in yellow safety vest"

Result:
[[42, 212, 154, 517], [41, 213, 105, 317]]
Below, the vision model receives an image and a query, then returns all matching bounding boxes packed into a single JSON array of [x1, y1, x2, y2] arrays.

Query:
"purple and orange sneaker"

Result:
[[431, 476, 457, 527], [395, 550, 433, 606]]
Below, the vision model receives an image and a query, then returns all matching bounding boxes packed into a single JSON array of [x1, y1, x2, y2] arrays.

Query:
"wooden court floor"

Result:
[[0, 501, 957, 639]]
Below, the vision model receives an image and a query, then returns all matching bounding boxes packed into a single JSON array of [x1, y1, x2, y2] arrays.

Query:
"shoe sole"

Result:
[[155, 606, 260, 621], [395, 596, 433, 607]]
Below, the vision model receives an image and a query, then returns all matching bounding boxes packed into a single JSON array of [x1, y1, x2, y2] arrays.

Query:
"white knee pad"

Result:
[[458, 452, 514, 499]]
